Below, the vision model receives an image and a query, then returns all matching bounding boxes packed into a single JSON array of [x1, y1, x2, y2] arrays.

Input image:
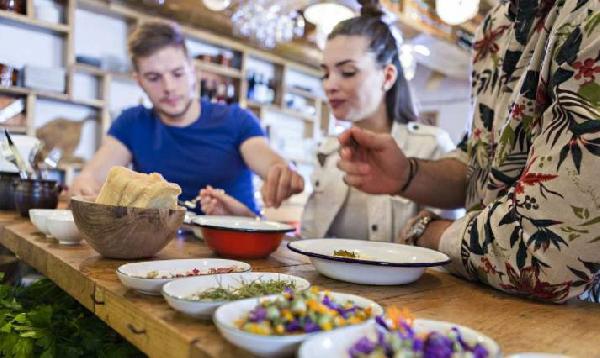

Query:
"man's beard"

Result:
[[157, 98, 194, 120]]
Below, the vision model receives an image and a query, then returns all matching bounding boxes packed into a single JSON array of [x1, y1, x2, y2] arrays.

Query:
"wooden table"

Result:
[[1, 213, 598, 357]]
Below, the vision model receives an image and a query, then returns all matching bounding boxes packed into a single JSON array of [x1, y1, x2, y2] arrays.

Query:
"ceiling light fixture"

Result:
[[435, 0, 480, 26], [202, 0, 230, 12], [303, 2, 355, 49]]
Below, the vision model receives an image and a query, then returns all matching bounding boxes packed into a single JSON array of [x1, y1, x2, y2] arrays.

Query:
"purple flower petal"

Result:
[[350, 337, 376, 354], [375, 315, 388, 330], [248, 307, 267, 322], [473, 344, 489, 358], [424, 332, 454, 358], [304, 319, 321, 333], [285, 319, 301, 332]]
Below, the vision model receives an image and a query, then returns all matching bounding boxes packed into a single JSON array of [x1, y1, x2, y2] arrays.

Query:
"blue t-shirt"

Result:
[[107, 100, 265, 214]]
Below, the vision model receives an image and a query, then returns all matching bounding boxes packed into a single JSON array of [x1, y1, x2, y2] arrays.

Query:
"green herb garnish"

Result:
[[0, 273, 144, 358], [188, 279, 297, 301], [333, 250, 359, 258]]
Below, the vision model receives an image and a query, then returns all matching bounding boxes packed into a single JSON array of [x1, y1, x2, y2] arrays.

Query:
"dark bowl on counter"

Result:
[[14, 179, 62, 217], [0, 172, 20, 210]]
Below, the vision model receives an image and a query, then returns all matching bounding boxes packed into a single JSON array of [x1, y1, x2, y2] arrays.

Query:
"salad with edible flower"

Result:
[[237, 287, 374, 336], [349, 307, 490, 358]]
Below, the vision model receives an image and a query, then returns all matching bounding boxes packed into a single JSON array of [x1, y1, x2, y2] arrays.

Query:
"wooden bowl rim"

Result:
[[70, 195, 186, 213]]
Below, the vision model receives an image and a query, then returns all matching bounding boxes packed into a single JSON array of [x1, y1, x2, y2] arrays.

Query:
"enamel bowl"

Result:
[[213, 291, 383, 357], [162, 272, 310, 319], [299, 319, 501, 358], [192, 215, 295, 259], [116, 258, 251, 295], [288, 239, 450, 285]]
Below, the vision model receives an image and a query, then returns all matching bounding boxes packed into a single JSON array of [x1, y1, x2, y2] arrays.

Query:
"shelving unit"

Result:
[[0, 0, 331, 193], [0, 10, 69, 34]]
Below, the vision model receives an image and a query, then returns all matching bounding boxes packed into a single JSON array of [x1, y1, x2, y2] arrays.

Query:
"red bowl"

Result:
[[194, 216, 295, 259], [200, 227, 284, 259]]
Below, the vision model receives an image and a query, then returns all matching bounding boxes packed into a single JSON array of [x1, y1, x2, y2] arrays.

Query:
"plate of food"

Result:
[[162, 272, 310, 319], [287, 239, 450, 285], [213, 287, 383, 357], [116, 258, 251, 295], [299, 307, 501, 357]]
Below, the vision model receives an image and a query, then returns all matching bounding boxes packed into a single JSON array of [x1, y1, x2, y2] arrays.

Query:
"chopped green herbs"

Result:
[[187, 279, 297, 301]]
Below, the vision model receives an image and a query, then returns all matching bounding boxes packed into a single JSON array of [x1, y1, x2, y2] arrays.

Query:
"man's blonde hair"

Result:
[[128, 21, 188, 70]]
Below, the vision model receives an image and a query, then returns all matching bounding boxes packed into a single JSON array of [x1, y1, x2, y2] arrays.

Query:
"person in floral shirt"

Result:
[[338, 0, 600, 303]]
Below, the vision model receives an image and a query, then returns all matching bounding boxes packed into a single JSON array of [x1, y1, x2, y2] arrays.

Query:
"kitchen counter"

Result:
[[0, 213, 598, 357]]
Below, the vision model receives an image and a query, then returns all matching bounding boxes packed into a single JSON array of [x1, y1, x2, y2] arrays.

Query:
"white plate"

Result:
[[288, 239, 450, 285], [213, 291, 383, 358], [192, 215, 294, 232], [116, 259, 251, 295], [299, 319, 501, 358], [162, 272, 310, 319]]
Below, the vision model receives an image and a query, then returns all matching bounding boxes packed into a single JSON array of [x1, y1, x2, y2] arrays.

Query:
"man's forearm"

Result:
[[400, 158, 467, 209]]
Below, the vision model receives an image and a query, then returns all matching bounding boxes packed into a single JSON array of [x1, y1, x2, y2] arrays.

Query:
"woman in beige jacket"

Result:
[[200, 0, 459, 242]]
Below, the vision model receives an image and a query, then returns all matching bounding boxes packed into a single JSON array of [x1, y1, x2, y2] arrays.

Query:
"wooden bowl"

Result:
[[70, 196, 185, 259]]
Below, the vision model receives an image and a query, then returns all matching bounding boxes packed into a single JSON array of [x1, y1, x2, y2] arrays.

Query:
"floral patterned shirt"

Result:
[[439, 0, 600, 303]]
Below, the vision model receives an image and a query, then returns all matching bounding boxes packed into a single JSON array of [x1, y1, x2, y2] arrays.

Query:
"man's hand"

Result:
[[69, 174, 101, 197], [199, 186, 255, 217], [260, 163, 304, 208], [337, 127, 409, 195]]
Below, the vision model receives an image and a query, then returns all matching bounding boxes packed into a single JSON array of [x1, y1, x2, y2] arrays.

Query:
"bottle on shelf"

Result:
[[226, 80, 236, 104], [247, 71, 256, 101]]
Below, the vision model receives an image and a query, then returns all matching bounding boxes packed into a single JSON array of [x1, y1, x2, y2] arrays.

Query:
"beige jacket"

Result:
[[301, 122, 458, 242]]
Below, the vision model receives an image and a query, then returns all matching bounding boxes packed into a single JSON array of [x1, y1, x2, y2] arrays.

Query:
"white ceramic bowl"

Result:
[[116, 258, 251, 295], [299, 319, 501, 358], [288, 239, 450, 285], [162, 272, 310, 319], [213, 291, 383, 357], [29, 209, 72, 237], [46, 211, 81, 245]]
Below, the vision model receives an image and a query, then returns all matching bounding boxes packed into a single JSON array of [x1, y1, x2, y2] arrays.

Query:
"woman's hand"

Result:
[[199, 186, 255, 217]]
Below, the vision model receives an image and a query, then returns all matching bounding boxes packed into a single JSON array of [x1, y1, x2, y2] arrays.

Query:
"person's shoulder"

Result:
[[317, 136, 339, 154], [115, 104, 152, 122], [402, 122, 454, 149], [206, 101, 255, 120]]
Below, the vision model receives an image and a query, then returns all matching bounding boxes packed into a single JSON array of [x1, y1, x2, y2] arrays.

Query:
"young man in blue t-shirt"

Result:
[[70, 21, 304, 213]]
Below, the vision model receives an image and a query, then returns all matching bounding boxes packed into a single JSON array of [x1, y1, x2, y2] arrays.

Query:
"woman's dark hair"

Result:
[[327, 0, 416, 124]]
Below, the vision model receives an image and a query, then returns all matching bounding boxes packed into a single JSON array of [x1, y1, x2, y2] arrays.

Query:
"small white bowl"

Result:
[[29, 209, 71, 237], [116, 259, 251, 295], [162, 272, 310, 319], [46, 212, 81, 245], [213, 291, 383, 357], [299, 319, 501, 358], [288, 239, 450, 285]]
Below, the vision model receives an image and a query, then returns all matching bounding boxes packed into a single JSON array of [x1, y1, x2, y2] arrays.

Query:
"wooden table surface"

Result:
[[0, 212, 598, 358]]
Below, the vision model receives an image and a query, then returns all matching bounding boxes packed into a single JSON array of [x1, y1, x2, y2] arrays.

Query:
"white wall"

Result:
[[74, 9, 129, 62], [411, 65, 472, 144], [0, 23, 63, 68]]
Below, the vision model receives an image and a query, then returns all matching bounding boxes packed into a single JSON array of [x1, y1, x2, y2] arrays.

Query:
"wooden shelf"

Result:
[[196, 61, 242, 79], [72, 63, 105, 77], [0, 86, 29, 96], [0, 10, 70, 34], [0, 125, 27, 134], [73, 63, 133, 80], [286, 87, 323, 101]]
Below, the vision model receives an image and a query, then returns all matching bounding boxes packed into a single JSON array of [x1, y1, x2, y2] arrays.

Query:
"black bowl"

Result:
[[0, 172, 20, 210]]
